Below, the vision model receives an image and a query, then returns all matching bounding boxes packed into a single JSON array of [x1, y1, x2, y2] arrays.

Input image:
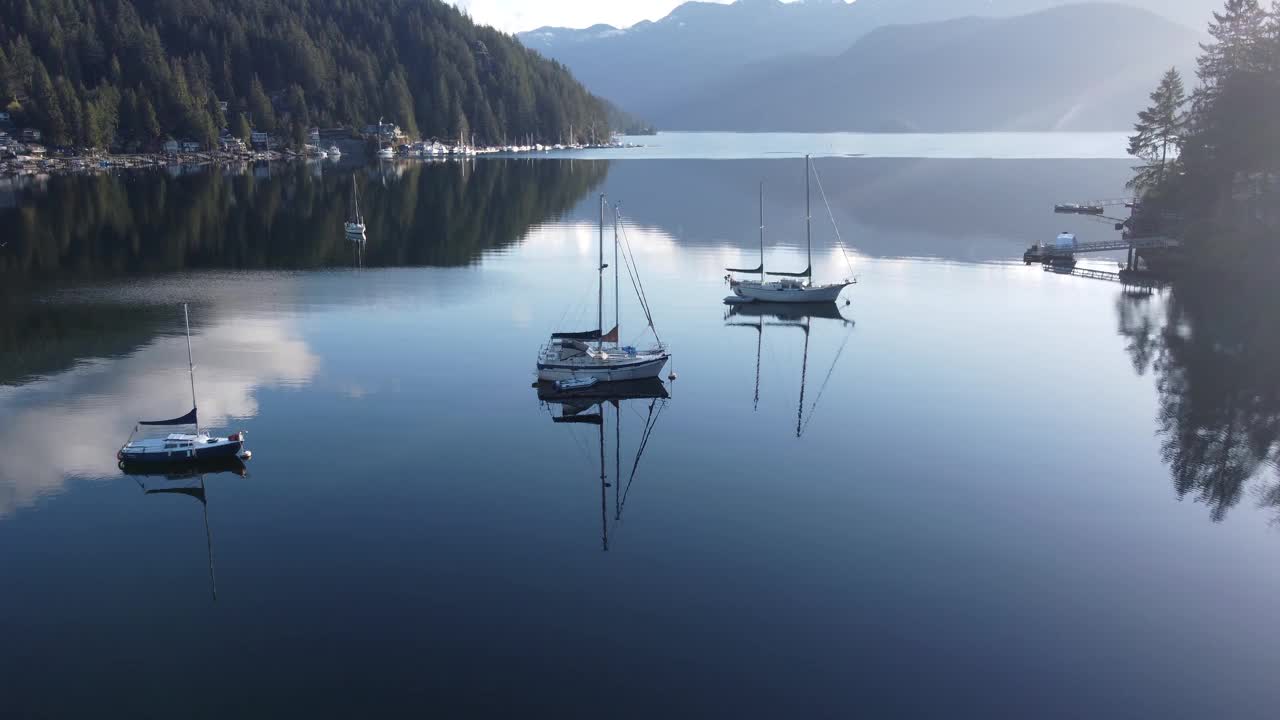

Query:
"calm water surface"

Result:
[[2, 151, 1279, 718]]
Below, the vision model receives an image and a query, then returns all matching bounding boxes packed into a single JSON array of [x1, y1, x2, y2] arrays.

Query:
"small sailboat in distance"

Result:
[[345, 176, 366, 241], [118, 304, 249, 466], [727, 155, 855, 304], [537, 196, 670, 384]]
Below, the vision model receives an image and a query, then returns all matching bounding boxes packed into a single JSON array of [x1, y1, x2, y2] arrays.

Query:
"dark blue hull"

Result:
[[120, 440, 243, 464]]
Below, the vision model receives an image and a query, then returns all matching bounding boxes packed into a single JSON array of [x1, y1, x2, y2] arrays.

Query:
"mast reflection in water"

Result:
[[725, 301, 855, 437], [537, 379, 670, 551], [124, 458, 247, 601]]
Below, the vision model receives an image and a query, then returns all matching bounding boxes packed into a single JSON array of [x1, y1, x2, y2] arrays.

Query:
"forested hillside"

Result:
[[0, 0, 612, 148]]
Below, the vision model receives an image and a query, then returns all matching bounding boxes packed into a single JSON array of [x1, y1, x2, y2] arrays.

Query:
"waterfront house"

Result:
[[250, 131, 270, 150], [163, 139, 180, 155], [26, 144, 46, 156], [181, 141, 202, 152]]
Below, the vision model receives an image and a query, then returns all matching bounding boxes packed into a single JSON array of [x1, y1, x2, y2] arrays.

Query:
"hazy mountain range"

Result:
[[518, 0, 1212, 131]]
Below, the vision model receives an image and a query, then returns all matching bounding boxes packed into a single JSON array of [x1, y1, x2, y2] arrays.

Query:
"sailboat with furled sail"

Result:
[[727, 155, 855, 304], [537, 195, 670, 385], [345, 176, 366, 241], [118, 304, 250, 466]]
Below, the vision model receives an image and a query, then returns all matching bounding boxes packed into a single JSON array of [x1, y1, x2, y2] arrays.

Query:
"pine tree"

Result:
[[234, 111, 252, 142], [1128, 68, 1187, 193], [248, 73, 274, 132]]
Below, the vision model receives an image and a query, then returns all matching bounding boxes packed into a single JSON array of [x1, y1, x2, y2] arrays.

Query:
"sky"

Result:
[[450, 0, 737, 33]]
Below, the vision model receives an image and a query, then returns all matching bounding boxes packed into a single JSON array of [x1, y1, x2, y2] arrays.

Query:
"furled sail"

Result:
[[726, 263, 763, 274], [139, 407, 198, 426], [551, 325, 618, 342], [766, 266, 812, 278], [553, 413, 603, 425]]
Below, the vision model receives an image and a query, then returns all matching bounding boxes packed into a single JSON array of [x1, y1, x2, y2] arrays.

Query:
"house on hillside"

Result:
[[250, 131, 270, 150], [308, 127, 320, 145], [163, 139, 180, 155], [181, 141, 202, 153], [20, 128, 41, 143]]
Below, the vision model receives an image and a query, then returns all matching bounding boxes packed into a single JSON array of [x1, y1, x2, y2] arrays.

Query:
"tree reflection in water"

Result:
[[0, 158, 609, 287], [1120, 274, 1280, 522]]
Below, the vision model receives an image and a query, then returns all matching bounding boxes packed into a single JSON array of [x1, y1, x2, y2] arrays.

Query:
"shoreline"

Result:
[[0, 149, 290, 178]]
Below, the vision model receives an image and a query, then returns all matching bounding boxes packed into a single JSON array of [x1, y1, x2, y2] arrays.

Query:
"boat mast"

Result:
[[614, 203, 620, 345], [597, 194, 605, 351], [183, 303, 199, 435], [805, 154, 812, 283], [759, 182, 765, 282]]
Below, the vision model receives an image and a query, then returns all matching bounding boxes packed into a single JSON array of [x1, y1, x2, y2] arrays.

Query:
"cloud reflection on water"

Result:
[[0, 311, 318, 518]]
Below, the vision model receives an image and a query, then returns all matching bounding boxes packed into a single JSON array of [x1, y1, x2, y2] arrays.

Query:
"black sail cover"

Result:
[[139, 407, 198, 426], [551, 325, 618, 342]]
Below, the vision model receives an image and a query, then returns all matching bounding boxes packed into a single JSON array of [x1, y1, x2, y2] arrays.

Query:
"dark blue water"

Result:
[[3, 155, 1279, 718]]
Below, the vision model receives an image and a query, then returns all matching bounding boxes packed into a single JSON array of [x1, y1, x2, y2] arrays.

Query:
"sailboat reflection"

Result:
[[537, 379, 670, 551], [725, 302, 855, 437], [123, 458, 245, 600]]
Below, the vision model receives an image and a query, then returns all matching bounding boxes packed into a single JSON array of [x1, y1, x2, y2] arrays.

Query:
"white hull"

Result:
[[733, 280, 851, 304], [377, 148, 394, 159], [537, 354, 669, 383]]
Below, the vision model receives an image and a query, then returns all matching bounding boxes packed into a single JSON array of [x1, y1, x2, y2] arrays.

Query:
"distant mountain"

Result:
[[656, 3, 1201, 132], [518, 0, 1215, 125]]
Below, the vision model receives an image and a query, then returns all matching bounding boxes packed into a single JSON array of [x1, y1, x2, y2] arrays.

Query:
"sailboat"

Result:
[[118, 304, 250, 465], [345, 176, 366, 241], [725, 301, 854, 437], [538, 379, 670, 551], [727, 155, 855, 304], [537, 196, 671, 384], [376, 117, 395, 159]]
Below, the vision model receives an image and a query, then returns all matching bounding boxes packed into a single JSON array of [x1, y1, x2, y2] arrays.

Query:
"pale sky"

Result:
[[451, 0, 738, 33]]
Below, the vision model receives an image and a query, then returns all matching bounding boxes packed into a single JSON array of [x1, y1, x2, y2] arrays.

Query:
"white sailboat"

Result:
[[537, 196, 671, 384], [345, 176, 366, 241], [728, 155, 855, 304]]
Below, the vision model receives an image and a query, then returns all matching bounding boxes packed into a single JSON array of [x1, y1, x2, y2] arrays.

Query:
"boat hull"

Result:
[[536, 354, 669, 383], [733, 281, 851, 304], [119, 439, 243, 464]]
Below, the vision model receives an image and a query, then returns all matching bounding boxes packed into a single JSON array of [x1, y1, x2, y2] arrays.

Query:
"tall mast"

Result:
[[614, 203, 621, 345], [805, 154, 812, 282], [759, 182, 765, 281], [597, 194, 605, 350], [183, 303, 199, 435]]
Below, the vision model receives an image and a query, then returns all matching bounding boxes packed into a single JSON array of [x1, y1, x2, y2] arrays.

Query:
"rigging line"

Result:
[[620, 398, 666, 514], [618, 215, 661, 341], [616, 217, 650, 325], [810, 158, 857, 279], [801, 325, 855, 436]]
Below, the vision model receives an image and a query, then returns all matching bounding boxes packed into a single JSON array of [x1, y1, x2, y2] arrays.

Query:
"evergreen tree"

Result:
[[234, 111, 251, 142], [1128, 68, 1187, 193], [247, 73, 275, 132]]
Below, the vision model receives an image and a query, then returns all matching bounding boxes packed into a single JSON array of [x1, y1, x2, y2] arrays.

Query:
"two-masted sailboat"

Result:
[[537, 196, 671, 385], [118, 305, 250, 466], [345, 176, 366, 241], [727, 155, 855, 304]]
